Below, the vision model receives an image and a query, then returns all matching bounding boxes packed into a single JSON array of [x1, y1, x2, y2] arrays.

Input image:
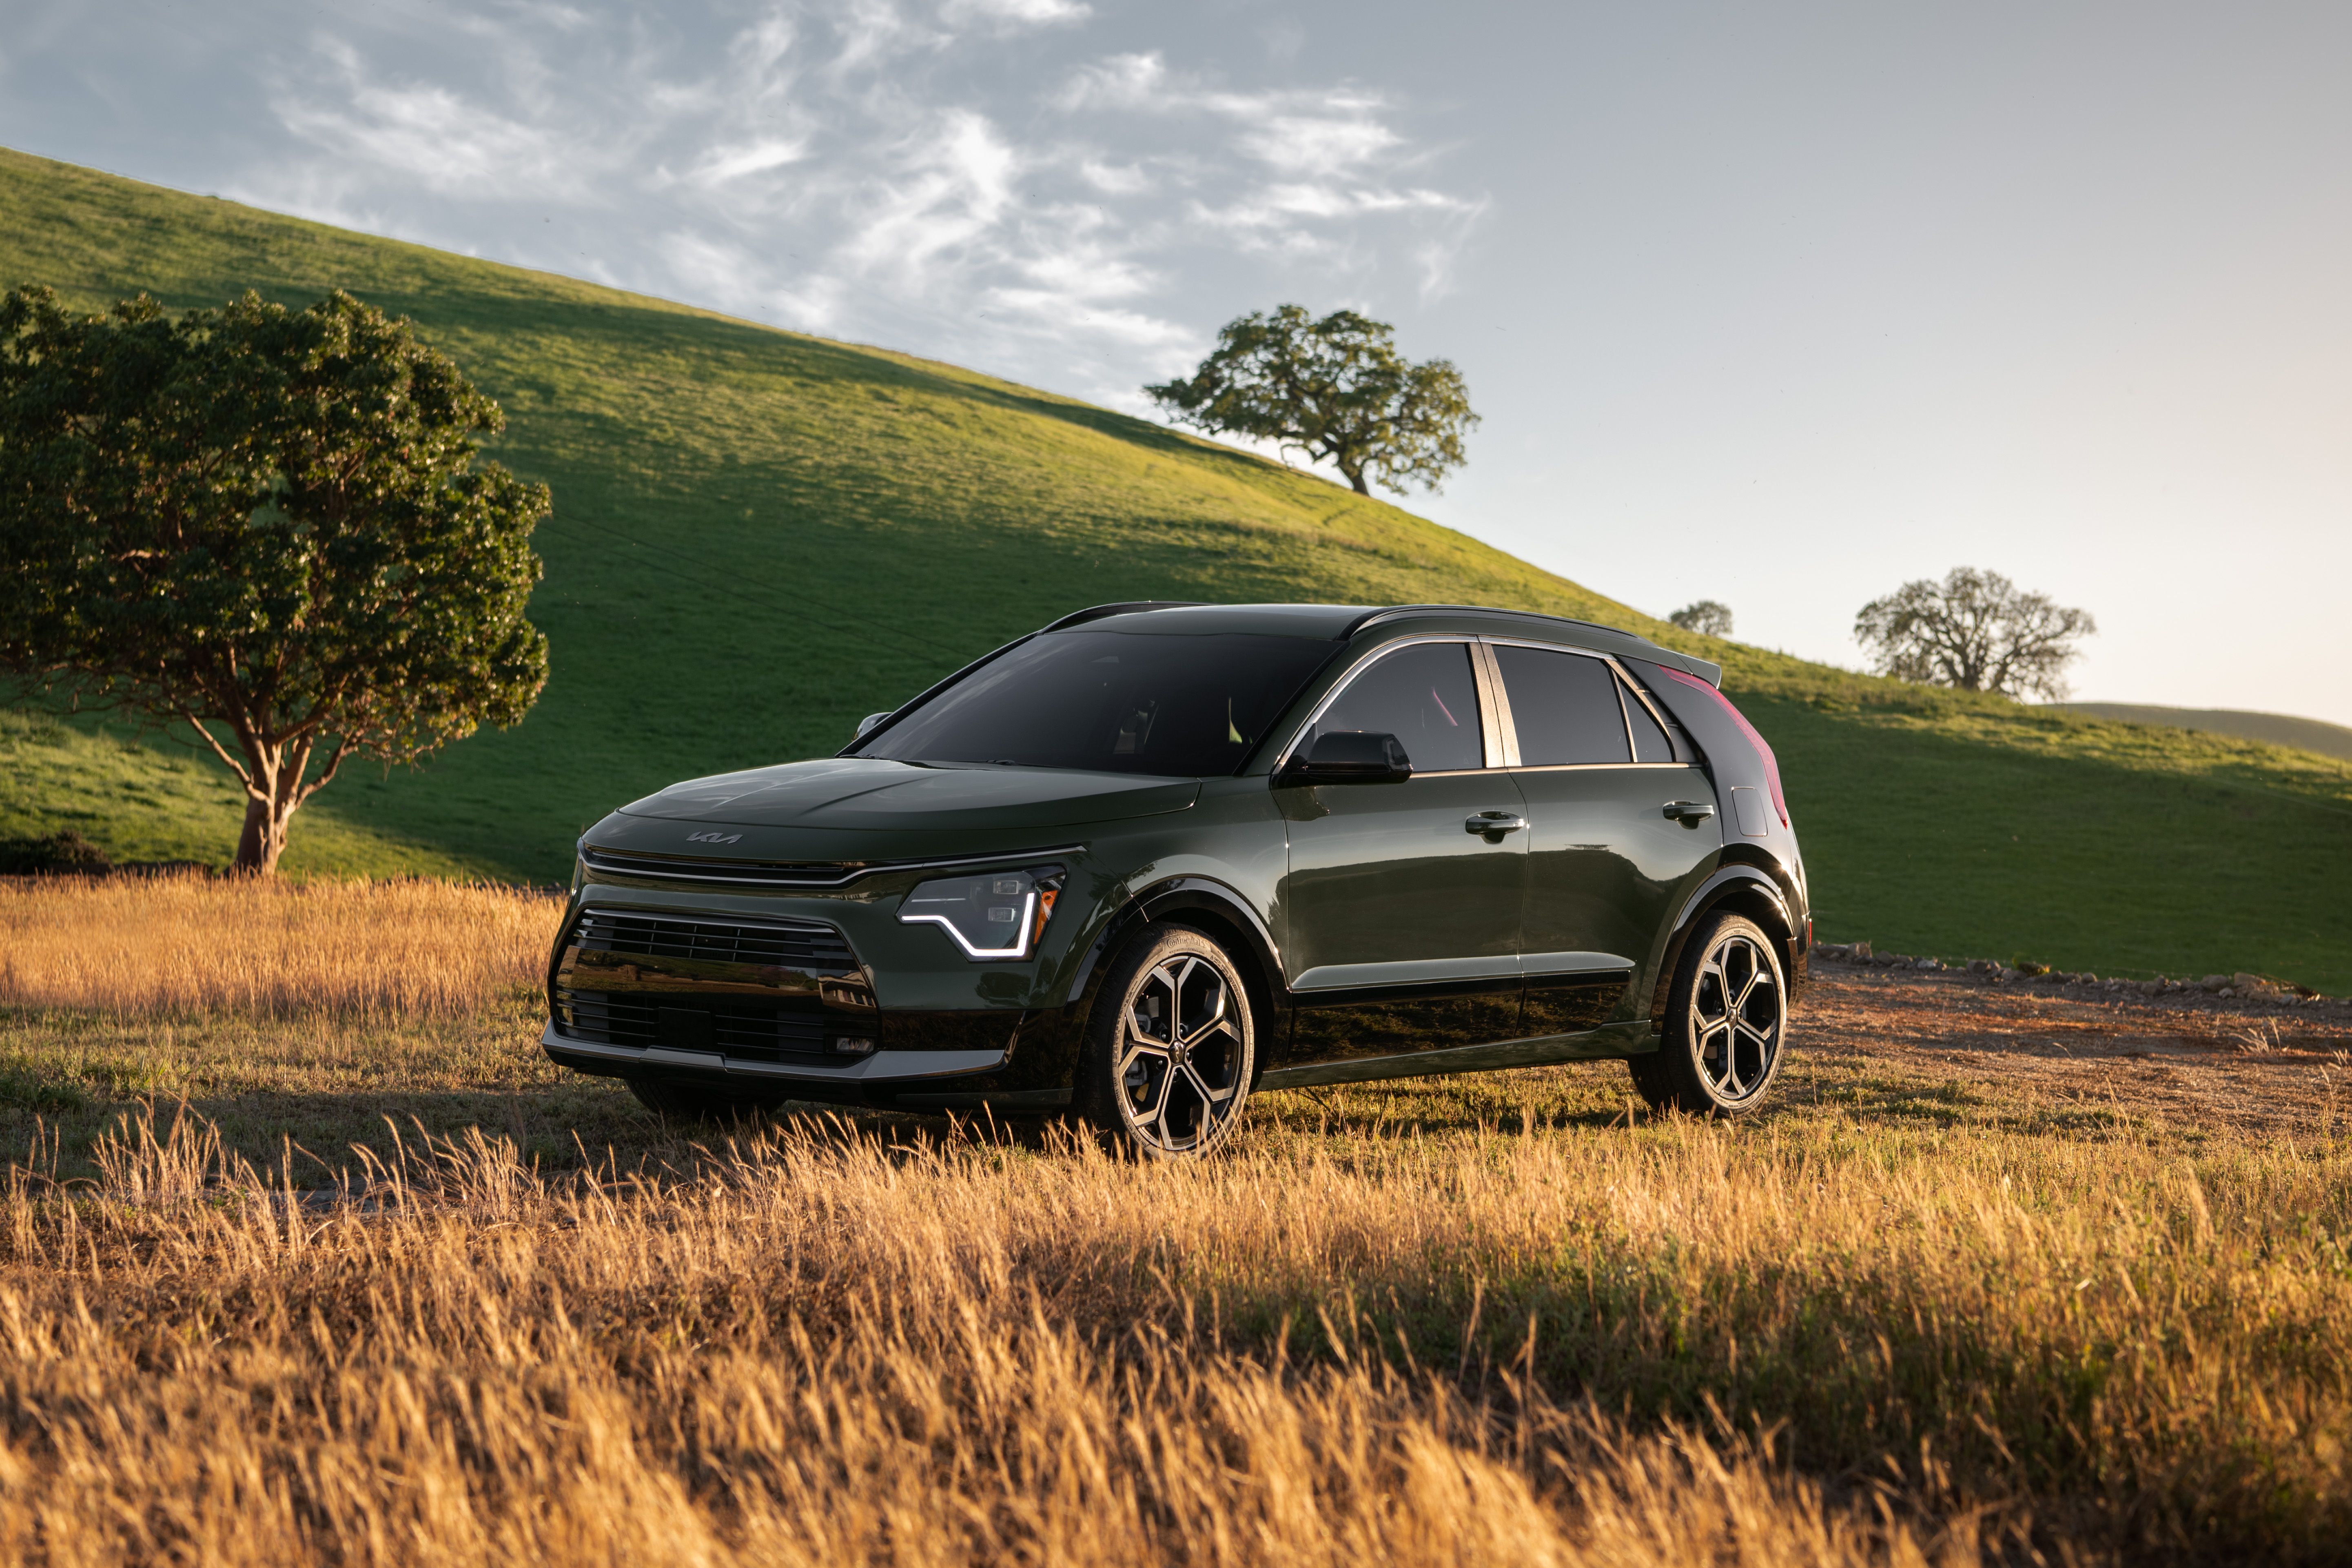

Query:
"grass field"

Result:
[[0, 710, 478, 880], [1, 878, 2347, 1565], [4, 143, 2350, 990], [2053, 702, 2352, 763]]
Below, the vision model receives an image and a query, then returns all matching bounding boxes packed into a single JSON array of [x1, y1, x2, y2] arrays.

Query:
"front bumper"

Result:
[[541, 1021, 1008, 1086]]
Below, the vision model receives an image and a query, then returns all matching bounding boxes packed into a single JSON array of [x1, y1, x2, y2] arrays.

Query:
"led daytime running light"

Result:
[[898, 865, 1064, 961]]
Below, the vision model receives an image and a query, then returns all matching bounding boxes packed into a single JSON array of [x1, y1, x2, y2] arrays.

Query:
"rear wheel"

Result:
[[627, 1077, 780, 1125], [1075, 925, 1255, 1158], [1627, 911, 1787, 1117]]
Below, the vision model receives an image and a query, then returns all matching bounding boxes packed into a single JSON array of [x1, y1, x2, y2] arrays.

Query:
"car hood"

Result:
[[614, 757, 1200, 833]]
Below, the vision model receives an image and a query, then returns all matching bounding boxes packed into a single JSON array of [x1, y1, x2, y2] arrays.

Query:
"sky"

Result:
[[3, 0, 2348, 721]]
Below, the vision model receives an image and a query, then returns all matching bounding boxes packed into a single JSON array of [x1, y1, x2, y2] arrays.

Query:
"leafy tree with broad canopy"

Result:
[[1853, 567, 2095, 700], [1669, 599, 1735, 638], [1146, 304, 1479, 496], [0, 286, 549, 874]]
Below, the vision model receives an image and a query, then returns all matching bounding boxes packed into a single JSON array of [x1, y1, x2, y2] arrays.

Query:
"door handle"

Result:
[[1465, 811, 1527, 837], [1663, 800, 1716, 825]]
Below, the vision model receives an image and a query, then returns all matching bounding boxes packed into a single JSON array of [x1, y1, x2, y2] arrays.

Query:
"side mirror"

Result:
[[853, 710, 893, 742], [1277, 731, 1413, 787]]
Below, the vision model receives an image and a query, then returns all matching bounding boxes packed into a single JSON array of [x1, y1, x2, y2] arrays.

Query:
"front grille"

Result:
[[558, 989, 858, 1066], [572, 909, 855, 971], [582, 843, 1085, 889], [583, 847, 874, 887]]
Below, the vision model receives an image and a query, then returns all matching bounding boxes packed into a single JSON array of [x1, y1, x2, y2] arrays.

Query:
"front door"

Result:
[[1277, 639, 1528, 1064], [1490, 642, 1722, 1035]]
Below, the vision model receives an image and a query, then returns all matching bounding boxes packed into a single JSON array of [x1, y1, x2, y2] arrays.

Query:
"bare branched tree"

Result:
[[1853, 568, 2095, 699]]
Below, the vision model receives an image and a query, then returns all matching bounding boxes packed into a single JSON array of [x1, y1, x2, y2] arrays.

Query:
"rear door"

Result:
[[1490, 642, 1721, 1035], [1277, 639, 1528, 1065]]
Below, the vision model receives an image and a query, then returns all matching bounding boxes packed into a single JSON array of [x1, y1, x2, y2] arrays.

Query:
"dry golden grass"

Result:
[[0, 875, 561, 1020], [0, 879, 2346, 1564], [0, 1089, 2342, 1565], [0, 1106, 1995, 1568]]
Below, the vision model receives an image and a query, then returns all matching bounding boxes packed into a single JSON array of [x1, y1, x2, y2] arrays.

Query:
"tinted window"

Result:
[[1623, 680, 1676, 762], [1309, 641, 1484, 773], [1496, 645, 1630, 765], [858, 630, 1335, 775]]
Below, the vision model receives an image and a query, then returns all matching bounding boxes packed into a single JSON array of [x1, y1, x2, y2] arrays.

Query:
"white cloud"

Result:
[[839, 109, 1020, 280], [228, 3, 1479, 403], [1040, 49, 1473, 294], [659, 230, 845, 330], [940, 0, 1090, 27], [1238, 114, 1399, 173], [685, 137, 811, 185], [1053, 50, 1166, 111], [276, 41, 590, 200]]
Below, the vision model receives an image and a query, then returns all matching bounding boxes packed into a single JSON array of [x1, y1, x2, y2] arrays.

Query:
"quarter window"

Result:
[[1309, 641, 1485, 773], [1495, 645, 1631, 766], [1623, 680, 1676, 762]]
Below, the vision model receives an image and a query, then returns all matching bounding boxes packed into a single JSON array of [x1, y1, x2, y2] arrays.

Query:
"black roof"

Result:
[[1049, 601, 1722, 686]]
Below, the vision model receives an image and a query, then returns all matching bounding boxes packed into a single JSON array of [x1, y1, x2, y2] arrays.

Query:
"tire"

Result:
[[1625, 1049, 1674, 1106], [627, 1076, 780, 1125], [1074, 924, 1255, 1158], [1628, 910, 1788, 1117]]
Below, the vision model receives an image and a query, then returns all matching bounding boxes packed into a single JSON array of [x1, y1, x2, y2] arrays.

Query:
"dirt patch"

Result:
[[1798, 959, 2352, 1138]]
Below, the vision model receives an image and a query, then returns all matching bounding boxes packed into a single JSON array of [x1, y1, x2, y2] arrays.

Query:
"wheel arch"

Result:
[[1649, 863, 1802, 1025], [1062, 875, 1288, 1053]]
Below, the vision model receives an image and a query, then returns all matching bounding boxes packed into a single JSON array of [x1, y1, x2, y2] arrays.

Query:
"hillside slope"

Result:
[[2052, 703, 2352, 763], [0, 146, 1657, 867], [4, 146, 2348, 989]]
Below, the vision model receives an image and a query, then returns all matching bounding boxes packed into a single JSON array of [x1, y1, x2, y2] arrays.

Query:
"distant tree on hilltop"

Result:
[[1670, 599, 1735, 638], [1146, 304, 1478, 496], [1854, 567, 2095, 699], [0, 285, 549, 874]]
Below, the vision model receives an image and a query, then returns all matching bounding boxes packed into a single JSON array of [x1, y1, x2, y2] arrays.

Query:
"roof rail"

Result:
[[1040, 601, 1206, 632], [1340, 604, 1654, 643]]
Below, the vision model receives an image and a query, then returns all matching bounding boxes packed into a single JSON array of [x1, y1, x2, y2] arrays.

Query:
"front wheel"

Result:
[[1075, 925, 1256, 1158], [1628, 911, 1788, 1117]]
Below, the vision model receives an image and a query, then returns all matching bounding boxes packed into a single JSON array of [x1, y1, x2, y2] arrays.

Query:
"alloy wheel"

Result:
[[1688, 928, 1783, 1101], [1115, 953, 1248, 1154]]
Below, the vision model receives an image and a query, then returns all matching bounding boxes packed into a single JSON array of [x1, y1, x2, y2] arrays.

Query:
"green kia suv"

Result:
[[543, 602, 1809, 1154]]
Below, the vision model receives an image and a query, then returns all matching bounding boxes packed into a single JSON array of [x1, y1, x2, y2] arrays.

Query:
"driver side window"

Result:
[[1309, 641, 1485, 773]]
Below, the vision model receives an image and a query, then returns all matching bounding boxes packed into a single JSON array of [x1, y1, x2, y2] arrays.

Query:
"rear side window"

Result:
[[1622, 679, 1676, 762], [1311, 641, 1484, 772], [1495, 645, 1629, 765]]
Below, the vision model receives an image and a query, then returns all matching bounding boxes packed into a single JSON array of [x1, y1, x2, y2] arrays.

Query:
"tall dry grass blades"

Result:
[[0, 1099, 2345, 1563], [0, 878, 2346, 1561], [0, 875, 561, 1020], [0, 1106, 1979, 1568]]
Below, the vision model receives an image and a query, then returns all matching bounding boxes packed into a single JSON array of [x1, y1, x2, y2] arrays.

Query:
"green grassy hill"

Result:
[[2052, 703, 2352, 763], [4, 145, 2349, 989]]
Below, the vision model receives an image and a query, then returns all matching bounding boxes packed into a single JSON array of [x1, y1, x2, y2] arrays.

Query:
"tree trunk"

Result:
[[1342, 464, 1370, 495], [233, 792, 297, 876], [186, 720, 346, 876], [224, 729, 318, 877]]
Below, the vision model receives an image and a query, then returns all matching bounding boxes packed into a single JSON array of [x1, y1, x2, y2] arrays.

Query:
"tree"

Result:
[[1669, 599, 1734, 637], [1145, 304, 1479, 496], [0, 286, 550, 874], [1853, 567, 2095, 699]]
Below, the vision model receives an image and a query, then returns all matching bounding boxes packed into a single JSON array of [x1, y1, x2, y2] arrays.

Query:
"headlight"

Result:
[[898, 865, 1064, 960]]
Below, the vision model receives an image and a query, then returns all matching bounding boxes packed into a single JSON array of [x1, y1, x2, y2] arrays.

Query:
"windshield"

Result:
[[855, 630, 1338, 775]]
